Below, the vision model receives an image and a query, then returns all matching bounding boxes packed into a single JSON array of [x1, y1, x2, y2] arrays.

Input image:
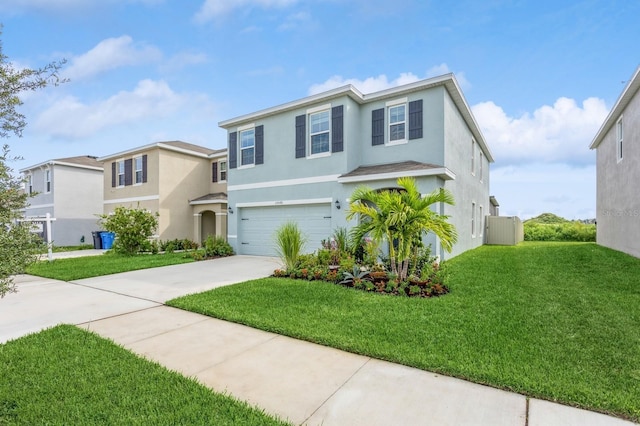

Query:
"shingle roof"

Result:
[[189, 192, 228, 204], [52, 155, 103, 169], [339, 161, 444, 178]]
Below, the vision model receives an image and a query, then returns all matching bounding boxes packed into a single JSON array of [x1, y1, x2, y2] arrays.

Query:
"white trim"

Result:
[[189, 199, 227, 206], [237, 198, 332, 208], [218, 212, 228, 216], [338, 168, 455, 183], [25, 203, 54, 209], [385, 97, 408, 107], [616, 115, 624, 163], [238, 122, 255, 132], [228, 235, 238, 239], [307, 103, 331, 114], [104, 195, 160, 204], [228, 174, 340, 191]]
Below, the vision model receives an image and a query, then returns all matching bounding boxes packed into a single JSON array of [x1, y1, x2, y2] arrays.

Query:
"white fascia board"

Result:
[[337, 168, 456, 184], [590, 65, 640, 149], [51, 161, 103, 171], [228, 174, 341, 191], [97, 142, 159, 162], [103, 195, 160, 204], [189, 199, 227, 206], [156, 143, 211, 158], [235, 198, 332, 208]]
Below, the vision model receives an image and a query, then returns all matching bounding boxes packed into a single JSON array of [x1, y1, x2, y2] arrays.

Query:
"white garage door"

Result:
[[238, 204, 332, 256]]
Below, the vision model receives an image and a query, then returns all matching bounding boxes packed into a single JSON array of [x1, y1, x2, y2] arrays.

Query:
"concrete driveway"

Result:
[[0, 255, 280, 344]]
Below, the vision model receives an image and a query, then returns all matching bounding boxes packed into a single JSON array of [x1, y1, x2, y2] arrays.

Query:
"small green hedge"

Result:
[[524, 221, 596, 242]]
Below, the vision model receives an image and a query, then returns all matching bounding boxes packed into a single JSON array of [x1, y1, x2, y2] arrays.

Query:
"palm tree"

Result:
[[346, 177, 457, 281]]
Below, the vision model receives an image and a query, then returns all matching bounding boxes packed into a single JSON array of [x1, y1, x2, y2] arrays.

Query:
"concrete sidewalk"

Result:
[[2, 257, 637, 425]]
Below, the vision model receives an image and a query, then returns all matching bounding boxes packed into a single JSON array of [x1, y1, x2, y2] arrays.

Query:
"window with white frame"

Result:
[[26, 174, 33, 195], [240, 128, 255, 166], [471, 139, 476, 175], [309, 110, 330, 155], [479, 205, 484, 238], [117, 160, 125, 186], [471, 201, 476, 237], [479, 150, 484, 181], [389, 104, 406, 142], [616, 116, 623, 162], [45, 168, 51, 193], [219, 161, 227, 181], [134, 156, 143, 184]]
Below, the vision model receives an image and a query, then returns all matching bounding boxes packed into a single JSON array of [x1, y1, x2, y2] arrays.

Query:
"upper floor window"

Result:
[[135, 156, 143, 184], [479, 150, 484, 182], [45, 169, 51, 193], [220, 161, 227, 181], [240, 128, 255, 166], [616, 116, 623, 162], [471, 139, 476, 176], [389, 104, 406, 142], [309, 110, 330, 155], [26, 174, 33, 195], [117, 160, 125, 186]]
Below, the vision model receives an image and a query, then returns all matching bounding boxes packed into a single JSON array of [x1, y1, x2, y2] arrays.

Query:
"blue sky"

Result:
[[2, 0, 639, 219]]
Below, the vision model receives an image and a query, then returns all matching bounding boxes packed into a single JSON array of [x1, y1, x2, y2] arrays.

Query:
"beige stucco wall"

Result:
[[596, 87, 640, 258]]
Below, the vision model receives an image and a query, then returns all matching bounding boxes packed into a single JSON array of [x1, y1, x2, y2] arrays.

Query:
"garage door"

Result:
[[238, 204, 332, 256]]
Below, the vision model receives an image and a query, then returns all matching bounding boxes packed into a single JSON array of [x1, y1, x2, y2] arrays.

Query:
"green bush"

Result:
[[524, 222, 595, 242], [203, 236, 234, 257], [99, 207, 158, 255]]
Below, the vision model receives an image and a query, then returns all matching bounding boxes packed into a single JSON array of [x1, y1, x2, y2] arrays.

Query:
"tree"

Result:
[[99, 206, 159, 255], [347, 177, 458, 281], [0, 27, 67, 297]]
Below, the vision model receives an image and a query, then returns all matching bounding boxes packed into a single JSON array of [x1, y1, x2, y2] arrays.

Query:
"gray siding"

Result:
[[595, 87, 640, 258]]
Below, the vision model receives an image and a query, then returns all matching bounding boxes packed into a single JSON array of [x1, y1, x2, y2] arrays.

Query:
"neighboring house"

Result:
[[20, 156, 104, 246], [219, 73, 494, 259], [589, 65, 640, 258], [97, 141, 227, 244]]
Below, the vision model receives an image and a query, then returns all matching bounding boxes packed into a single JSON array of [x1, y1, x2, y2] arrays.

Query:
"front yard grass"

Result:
[[0, 325, 289, 425], [168, 242, 640, 421], [26, 252, 195, 281]]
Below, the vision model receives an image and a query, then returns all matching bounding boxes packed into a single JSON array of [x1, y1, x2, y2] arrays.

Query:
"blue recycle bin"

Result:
[[100, 232, 115, 250]]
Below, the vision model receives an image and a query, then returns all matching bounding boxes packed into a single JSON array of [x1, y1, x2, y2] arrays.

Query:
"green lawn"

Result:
[[0, 325, 289, 425], [168, 242, 640, 421], [26, 252, 195, 281]]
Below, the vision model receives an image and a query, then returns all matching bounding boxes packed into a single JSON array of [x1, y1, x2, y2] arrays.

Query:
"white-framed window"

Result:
[[471, 201, 476, 238], [219, 161, 227, 181], [44, 168, 51, 193], [240, 128, 255, 166], [479, 150, 484, 182], [134, 156, 143, 184], [616, 115, 623, 163], [26, 174, 33, 195], [471, 139, 476, 176], [479, 205, 484, 238], [309, 109, 330, 155], [388, 104, 406, 142], [117, 160, 125, 187]]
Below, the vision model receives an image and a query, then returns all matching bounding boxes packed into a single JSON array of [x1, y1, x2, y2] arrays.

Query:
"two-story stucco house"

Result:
[[589, 65, 640, 258], [98, 141, 227, 244], [20, 156, 103, 246], [219, 74, 494, 259]]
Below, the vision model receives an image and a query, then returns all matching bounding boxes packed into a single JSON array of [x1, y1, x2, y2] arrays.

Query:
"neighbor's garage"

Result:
[[238, 204, 332, 256]]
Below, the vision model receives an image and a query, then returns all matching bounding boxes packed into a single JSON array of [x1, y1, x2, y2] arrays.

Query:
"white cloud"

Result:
[[35, 79, 187, 139], [472, 97, 608, 165], [308, 66, 469, 95], [277, 11, 311, 31], [194, 0, 297, 23], [63, 36, 162, 80]]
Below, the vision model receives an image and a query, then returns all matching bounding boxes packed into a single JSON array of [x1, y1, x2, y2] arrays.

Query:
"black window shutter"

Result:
[[331, 105, 344, 153], [229, 132, 237, 169], [111, 162, 116, 187], [212, 162, 218, 182], [295, 114, 306, 158], [124, 159, 133, 186], [409, 100, 423, 140], [142, 154, 148, 183], [255, 125, 264, 165], [372, 108, 385, 145]]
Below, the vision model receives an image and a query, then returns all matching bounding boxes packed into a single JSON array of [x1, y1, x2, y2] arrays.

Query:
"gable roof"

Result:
[[20, 155, 103, 173], [337, 160, 455, 183], [590, 65, 640, 149], [97, 140, 226, 161], [219, 73, 494, 163]]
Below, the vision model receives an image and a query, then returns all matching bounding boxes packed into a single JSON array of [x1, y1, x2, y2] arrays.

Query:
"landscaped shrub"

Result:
[[524, 222, 595, 242], [274, 221, 307, 272], [159, 238, 199, 253], [203, 235, 234, 257], [99, 206, 158, 255]]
